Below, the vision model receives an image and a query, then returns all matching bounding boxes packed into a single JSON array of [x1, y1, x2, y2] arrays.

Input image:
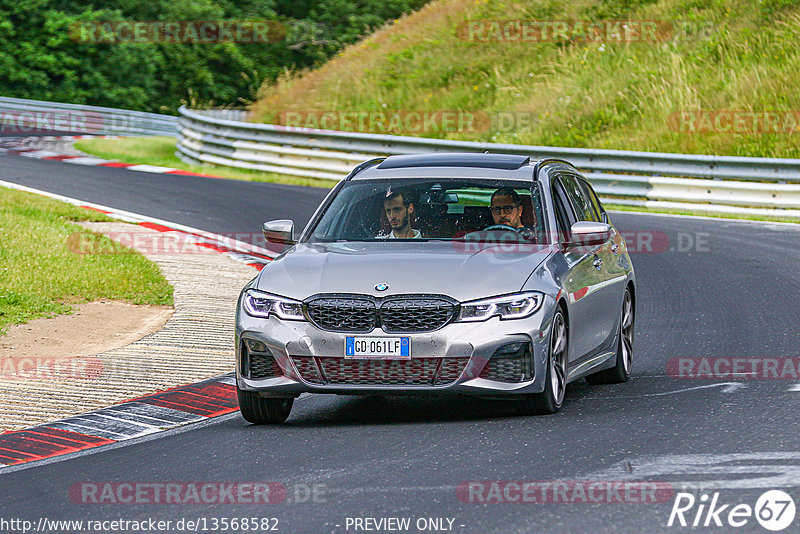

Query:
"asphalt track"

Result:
[[2, 152, 800, 533], [0, 153, 329, 234]]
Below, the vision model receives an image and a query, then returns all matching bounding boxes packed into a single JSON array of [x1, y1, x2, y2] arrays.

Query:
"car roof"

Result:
[[349, 153, 575, 181], [377, 153, 530, 170]]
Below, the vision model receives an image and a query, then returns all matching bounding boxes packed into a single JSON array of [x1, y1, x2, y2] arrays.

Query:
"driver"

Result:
[[378, 187, 421, 238], [489, 188, 535, 238]]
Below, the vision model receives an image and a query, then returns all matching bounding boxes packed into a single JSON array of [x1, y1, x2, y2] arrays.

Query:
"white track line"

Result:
[[0, 179, 274, 259]]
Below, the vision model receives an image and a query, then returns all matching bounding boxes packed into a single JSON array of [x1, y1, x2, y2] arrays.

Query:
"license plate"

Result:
[[345, 336, 411, 359]]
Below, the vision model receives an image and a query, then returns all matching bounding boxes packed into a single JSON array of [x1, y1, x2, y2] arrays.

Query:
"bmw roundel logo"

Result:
[[375, 283, 389, 291]]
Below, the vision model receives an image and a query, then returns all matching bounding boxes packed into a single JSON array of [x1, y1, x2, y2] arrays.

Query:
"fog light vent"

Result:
[[494, 341, 525, 356], [242, 339, 281, 379], [480, 342, 532, 383], [246, 339, 267, 353]]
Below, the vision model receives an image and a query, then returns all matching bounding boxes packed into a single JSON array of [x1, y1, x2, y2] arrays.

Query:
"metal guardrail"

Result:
[[0, 97, 177, 137], [176, 106, 800, 218]]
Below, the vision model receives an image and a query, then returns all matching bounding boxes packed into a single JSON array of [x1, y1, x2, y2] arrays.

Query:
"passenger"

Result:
[[378, 187, 421, 238]]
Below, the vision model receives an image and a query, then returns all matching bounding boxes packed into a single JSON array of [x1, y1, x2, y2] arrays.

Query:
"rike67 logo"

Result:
[[668, 490, 796, 531]]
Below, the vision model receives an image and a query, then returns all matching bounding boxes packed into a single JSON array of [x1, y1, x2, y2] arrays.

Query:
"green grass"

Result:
[[74, 137, 334, 189], [253, 0, 800, 159], [0, 188, 174, 335]]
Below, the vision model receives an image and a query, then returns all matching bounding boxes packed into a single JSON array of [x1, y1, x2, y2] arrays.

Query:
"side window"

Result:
[[577, 177, 606, 223], [560, 174, 599, 222], [530, 185, 547, 237], [552, 179, 576, 242]]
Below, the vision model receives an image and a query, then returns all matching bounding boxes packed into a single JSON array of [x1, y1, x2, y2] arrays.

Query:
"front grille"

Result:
[[250, 352, 282, 379], [380, 298, 455, 333], [439, 356, 469, 383], [291, 356, 469, 386], [479, 357, 526, 383], [305, 295, 456, 333], [306, 297, 376, 333], [322, 358, 438, 386]]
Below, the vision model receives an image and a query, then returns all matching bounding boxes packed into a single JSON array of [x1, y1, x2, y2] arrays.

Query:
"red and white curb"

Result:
[[0, 180, 275, 270], [0, 180, 286, 468], [0, 374, 238, 469], [2, 135, 224, 179]]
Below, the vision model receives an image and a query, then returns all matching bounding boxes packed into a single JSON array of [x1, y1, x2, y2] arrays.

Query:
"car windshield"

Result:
[[306, 178, 547, 243]]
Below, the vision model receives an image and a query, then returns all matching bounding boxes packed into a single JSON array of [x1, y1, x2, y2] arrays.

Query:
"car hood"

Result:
[[255, 241, 551, 302]]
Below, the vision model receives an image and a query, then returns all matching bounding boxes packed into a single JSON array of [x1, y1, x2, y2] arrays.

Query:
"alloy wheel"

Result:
[[620, 289, 634, 375], [550, 311, 567, 406]]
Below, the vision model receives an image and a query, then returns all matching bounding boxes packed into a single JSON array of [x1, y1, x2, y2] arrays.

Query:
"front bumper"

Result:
[[235, 296, 557, 397]]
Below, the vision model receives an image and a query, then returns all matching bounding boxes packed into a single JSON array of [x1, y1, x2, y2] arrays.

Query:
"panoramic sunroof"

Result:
[[377, 153, 531, 170]]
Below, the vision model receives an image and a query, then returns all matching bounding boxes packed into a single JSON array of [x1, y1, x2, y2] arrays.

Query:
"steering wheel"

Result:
[[356, 219, 376, 239], [482, 224, 520, 232]]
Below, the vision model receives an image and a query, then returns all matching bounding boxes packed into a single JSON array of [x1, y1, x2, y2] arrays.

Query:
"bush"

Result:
[[0, 0, 428, 113]]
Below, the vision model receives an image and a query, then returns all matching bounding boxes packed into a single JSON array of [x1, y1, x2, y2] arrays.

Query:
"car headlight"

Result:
[[242, 289, 305, 320], [457, 292, 543, 322]]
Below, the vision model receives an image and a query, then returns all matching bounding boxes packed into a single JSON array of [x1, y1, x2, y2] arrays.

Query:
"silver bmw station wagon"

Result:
[[235, 153, 636, 423]]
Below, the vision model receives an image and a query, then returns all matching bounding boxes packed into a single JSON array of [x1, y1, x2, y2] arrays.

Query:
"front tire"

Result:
[[515, 307, 568, 415], [238, 388, 293, 424], [586, 287, 634, 385]]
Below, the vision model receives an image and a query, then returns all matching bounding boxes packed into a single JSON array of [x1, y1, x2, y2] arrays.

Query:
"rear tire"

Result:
[[237, 387, 293, 424], [515, 307, 568, 415], [586, 287, 634, 385]]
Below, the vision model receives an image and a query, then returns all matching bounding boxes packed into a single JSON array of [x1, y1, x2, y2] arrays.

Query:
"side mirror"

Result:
[[262, 219, 295, 246], [569, 221, 611, 247]]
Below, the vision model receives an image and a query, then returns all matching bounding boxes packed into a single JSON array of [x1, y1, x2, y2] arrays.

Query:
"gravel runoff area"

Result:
[[0, 221, 257, 431], [9, 136, 91, 156]]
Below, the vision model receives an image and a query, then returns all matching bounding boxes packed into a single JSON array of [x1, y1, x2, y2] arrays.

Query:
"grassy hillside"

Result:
[[252, 0, 800, 159]]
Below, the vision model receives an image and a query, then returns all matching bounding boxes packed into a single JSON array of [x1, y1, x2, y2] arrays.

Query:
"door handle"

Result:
[[610, 243, 619, 255], [592, 255, 602, 270]]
